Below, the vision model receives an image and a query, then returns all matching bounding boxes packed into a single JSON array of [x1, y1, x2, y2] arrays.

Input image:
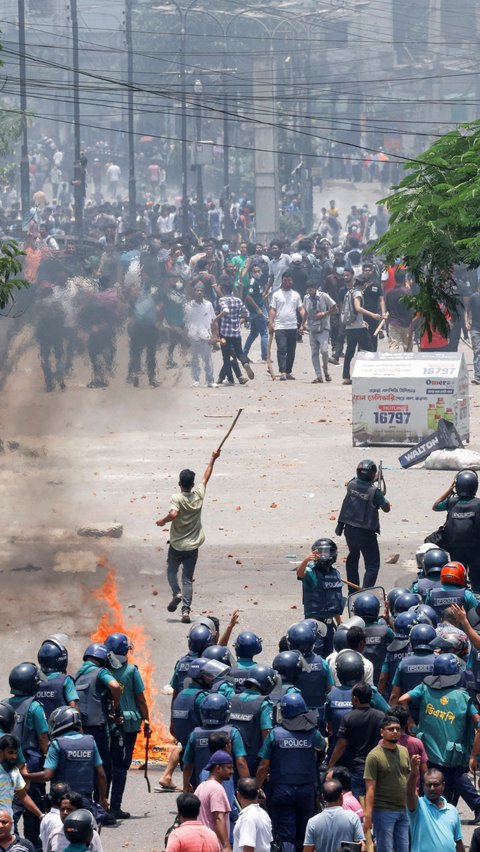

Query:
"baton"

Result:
[[340, 576, 362, 591], [267, 330, 276, 381], [373, 312, 389, 337], [144, 731, 151, 793], [216, 408, 243, 452]]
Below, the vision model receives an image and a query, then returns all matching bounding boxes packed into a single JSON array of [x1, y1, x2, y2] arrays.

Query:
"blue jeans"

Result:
[[471, 329, 480, 380], [372, 809, 409, 852], [350, 769, 366, 799], [243, 312, 268, 360]]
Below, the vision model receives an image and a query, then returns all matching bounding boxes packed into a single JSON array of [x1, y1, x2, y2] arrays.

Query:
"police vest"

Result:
[[192, 724, 233, 781], [363, 624, 389, 684], [8, 697, 38, 754], [398, 653, 436, 693], [229, 667, 250, 694], [296, 655, 327, 710], [52, 734, 96, 796], [171, 688, 206, 749], [444, 498, 480, 549], [269, 726, 316, 786], [470, 649, 480, 691], [303, 567, 345, 619], [229, 694, 265, 769], [74, 668, 106, 727], [385, 646, 410, 686], [428, 587, 466, 619], [327, 686, 353, 742], [174, 654, 197, 693], [36, 674, 68, 721], [338, 479, 380, 533], [113, 664, 142, 732], [417, 577, 442, 601]]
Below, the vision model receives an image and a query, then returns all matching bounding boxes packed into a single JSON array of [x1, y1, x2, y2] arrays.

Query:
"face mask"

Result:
[[107, 652, 128, 670], [176, 255, 185, 264], [222, 244, 229, 252], [336, 266, 344, 274], [175, 281, 183, 291]]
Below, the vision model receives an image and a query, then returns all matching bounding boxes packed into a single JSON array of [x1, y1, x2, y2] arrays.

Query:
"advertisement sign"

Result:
[[352, 352, 470, 446]]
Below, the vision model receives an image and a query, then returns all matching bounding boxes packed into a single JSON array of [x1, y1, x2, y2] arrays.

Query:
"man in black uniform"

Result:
[[337, 460, 391, 588], [432, 469, 480, 592]]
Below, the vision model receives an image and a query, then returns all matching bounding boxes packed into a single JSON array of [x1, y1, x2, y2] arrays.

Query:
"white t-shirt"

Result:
[[106, 164, 121, 182], [268, 254, 291, 292], [233, 803, 273, 852], [184, 299, 215, 341], [271, 288, 302, 330], [51, 827, 103, 852]]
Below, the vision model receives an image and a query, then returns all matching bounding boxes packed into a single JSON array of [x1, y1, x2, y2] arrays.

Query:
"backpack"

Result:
[[340, 290, 357, 326]]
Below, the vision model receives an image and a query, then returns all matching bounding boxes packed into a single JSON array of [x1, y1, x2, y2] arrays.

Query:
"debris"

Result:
[[77, 523, 123, 539], [270, 502, 278, 508], [386, 553, 400, 564]]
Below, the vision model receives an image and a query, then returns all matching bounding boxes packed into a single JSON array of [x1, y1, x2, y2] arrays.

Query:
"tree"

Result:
[[0, 240, 28, 312], [374, 120, 480, 335]]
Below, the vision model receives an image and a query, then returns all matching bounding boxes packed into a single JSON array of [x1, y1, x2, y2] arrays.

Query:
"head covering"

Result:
[[204, 749, 233, 771], [291, 252, 302, 263], [193, 282, 205, 291]]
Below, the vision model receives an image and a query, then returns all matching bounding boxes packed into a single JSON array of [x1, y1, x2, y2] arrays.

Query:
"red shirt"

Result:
[[166, 819, 220, 851]]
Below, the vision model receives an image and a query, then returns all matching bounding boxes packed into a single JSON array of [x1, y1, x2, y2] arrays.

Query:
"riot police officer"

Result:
[[230, 632, 263, 693], [393, 591, 421, 614], [182, 693, 248, 790], [296, 538, 345, 656], [24, 706, 110, 825], [337, 459, 391, 588], [170, 623, 214, 696], [286, 622, 333, 730], [433, 469, 480, 591], [389, 624, 437, 714], [410, 547, 448, 600], [325, 650, 389, 753], [229, 665, 277, 775], [377, 611, 417, 698], [105, 632, 151, 820], [256, 693, 325, 852], [36, 637, 79, 719], [351, 593, 394, 685], [427, 561, 478, 619]]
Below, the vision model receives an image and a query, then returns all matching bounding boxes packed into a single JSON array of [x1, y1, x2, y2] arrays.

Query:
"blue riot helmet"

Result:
[[409, 624, 436, 652], [187, 658, 209, 683], [280, 692, 308, 719], [0, 702, 15, 734], [409, 604, 438, 628], [352, 593, 380, 623], [356, 460, 377, 482], [9, 663, 41, 696], [233, 631, 262, 659], [63, 810, 95, 846], [199, 693, 230, 727], [335, 650, 365, 687], [188, 624, 214, 654], [286, 622, 316, 654], [82, 643, 109, 666], [433, 653, 461, 676], [393, 611, 418, 637], [272, 651, 303, 684], [202, 645, 234, 667], [37, 639, 68, 674], [455, 469, 478, 498], [393, 592, 421, 615], [311, 538, 337, 568], [423, 548, 449, 576], [333, 628, 349, 653], [48, 706, 82, 738], [105, 633, 133, 669], [387, 588, 409, 610], [244, 665, 277, 696]]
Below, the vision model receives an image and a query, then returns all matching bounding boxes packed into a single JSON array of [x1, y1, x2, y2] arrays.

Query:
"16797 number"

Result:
[[374, 412, 411, 424]]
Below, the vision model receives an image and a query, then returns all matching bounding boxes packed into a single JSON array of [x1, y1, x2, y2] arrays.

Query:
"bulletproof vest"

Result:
[[385, 646, 410, 685], [53, 734, 96, 795], [171, 688, 206, 748], [8, 696, 38, 754], [363, 624, 389, 684], [398, 653, 436, 693], [470, 648, 480, 691], [269, 726, 316, 785], [229, 667, 250, 694], [74, 668, 106, 727], [193, 724, 232, 781], [429, 587, 466, 619], [174, 654, 197, 692], [338, 479, 380, 533], [327, 686, 352, 742], [229, 694, 265, 766], [303, 567, 345, 619], [417, 577, 442, 601], [36, 674, 68, 720], [444, 498, 480, 549], [296, 654, 327, 710]]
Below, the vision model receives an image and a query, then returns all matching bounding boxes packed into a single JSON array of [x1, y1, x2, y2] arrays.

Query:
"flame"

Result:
[[91, 556, 174, 762]]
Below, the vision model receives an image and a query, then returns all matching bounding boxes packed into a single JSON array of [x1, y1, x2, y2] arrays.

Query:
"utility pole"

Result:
[[70, 0, 84, 247], [180, 21, 189, 238], [125, 0, 136, 228], [18, 0, 30, 222], [194, 78, 205, 236], [222, 50, 230, 240]]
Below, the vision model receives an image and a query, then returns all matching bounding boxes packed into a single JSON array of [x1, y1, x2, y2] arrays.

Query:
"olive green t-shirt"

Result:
[[364, 744, 410, 811], [169, 483, 206, 551]]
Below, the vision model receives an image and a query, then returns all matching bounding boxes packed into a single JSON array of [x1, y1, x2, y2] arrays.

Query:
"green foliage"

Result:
[[0, 241, 29, 312], [279, 210, 305, 241], [374, 120, 480, 337]]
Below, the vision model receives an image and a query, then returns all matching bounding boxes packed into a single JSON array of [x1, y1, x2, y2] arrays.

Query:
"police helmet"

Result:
[[409, 624, 436, 652], [0, 701, 15, 734], [433, 653, 461, 676], [393, 611, 418, 637], [393, 592, 421, 614], [432, 631, 469, 660], [104, 633, 133, 656], [234, 631, 262, 659], [352, 593, 380, 622], [82, 643, 109, 665], [63, 810, 95, 846], [37, 639, 68, 674], [415, 542, 438, 570], [244, 665, 277, 695], [280, 692, 308, 719], [187, 658, 209, 682], [199, 693, 230, 726], [188, 624, 214, 654], [409, 604, 438, 628], [455, 469, 478, 498], [9, 662, 41, 696], [386, 588, 409, 610], [272, 650, 303, 683], [423, 548, 449, 576], [356, 459, 377, 482], [48, 706, 82, 738], [335, 650, 364, 687], [333, 628, 349, 653], [202, 645, 234, 667], [311, 537, 337, 568], [286, 622, 316, 654], [441, 561, 467, 587], [201, 660, 230, 683]]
